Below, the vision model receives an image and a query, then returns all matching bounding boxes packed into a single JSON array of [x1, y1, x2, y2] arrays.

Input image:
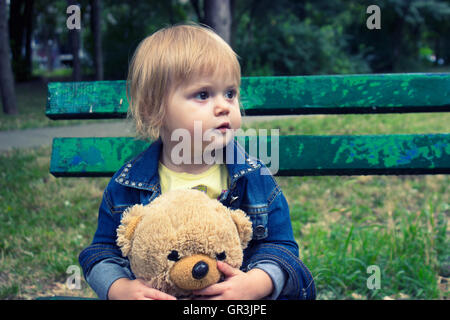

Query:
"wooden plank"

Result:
[[46, 81, 128, 119], [49, 134, 450, 177], [241, 73, 450, 115], [50, 137, 150, 177], [46, 73, 450, 119]]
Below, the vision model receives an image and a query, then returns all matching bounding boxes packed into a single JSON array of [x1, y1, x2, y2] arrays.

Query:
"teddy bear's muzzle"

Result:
[[169, 254, 221, 291]]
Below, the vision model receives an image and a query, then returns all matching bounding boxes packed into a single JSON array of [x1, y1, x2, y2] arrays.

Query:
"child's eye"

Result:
[[225, 89, 237, 99], [195, 91, 209, 100]]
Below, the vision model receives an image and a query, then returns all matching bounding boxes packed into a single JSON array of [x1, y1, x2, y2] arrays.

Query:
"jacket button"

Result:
[[255, 225, 266, 237]]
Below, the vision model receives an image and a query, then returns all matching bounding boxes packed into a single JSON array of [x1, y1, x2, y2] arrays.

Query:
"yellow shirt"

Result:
[[158, 162, 229, 200]]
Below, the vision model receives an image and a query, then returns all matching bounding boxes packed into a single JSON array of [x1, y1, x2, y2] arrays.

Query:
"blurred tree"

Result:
[[9, 0, 34, 81], [418, 0, 450, 66], [33, 0, 69, 73], [348, 0, 450, 72], [67, 0, 81, 80], [11, 0, 450, 83], [0, 0, 18, 115], [101, 0, 188, 79], [90, 0, 103, 80], [232, 0, 370, 76], [191, 0, 232, 43]]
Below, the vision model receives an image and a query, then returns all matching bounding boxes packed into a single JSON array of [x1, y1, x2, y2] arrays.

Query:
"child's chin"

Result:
[[211, 136, 233, 150], [206, 131, 234, 147]]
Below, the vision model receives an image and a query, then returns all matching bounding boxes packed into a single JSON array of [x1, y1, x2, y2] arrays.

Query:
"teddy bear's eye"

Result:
[[216, 251, 226, 261], [167, 250, 180, 262]]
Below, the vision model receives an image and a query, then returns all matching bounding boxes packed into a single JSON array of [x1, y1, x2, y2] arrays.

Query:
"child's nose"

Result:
[[213, 96, 230, 116]]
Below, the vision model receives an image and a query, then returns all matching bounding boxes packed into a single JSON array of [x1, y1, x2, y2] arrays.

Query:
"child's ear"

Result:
[[116, 204, 145, 257], [228, 209, 253, 249]]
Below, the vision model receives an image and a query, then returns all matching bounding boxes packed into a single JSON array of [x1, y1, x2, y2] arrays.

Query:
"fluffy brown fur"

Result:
[[116, 189, 252, 297]]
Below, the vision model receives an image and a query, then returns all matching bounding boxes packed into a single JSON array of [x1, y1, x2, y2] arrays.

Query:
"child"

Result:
[[79, 23, 315, 300]]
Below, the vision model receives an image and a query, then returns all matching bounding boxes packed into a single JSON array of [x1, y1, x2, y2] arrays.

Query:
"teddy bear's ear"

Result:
[[228, 209, 253, 249], [116, 204, 145, 257]]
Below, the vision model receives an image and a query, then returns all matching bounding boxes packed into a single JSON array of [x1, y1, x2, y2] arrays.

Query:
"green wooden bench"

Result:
[[42, 73, 450, 299], [47, 73, 450, 177]]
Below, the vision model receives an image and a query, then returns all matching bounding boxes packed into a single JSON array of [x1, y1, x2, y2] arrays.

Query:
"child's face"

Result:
[[160, 73, 241, 155]]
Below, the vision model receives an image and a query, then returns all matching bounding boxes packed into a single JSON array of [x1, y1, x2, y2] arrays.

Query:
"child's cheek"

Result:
[[232, 112, 242, 130]]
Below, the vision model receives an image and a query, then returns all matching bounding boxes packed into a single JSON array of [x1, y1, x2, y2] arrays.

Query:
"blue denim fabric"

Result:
[[79, 137, 316, 300], [86, 257, 135, 300], [251, 260, 287, 300]]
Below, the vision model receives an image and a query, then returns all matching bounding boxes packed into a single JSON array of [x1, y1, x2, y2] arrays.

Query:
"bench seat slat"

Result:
[[49, 134, 450, 177], [46, 73, 450, 119]]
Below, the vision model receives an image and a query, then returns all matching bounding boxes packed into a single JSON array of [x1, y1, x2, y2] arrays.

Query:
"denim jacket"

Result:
[[79, 138, 316, 300]]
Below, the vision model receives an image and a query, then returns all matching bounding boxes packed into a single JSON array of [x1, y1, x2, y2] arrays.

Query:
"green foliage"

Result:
[[18, 0, 450, 80], [100, 0, 188, 79], [237, 16, 369, 75], [347, 0, 450, 72], [236, 0, 450, 75], [233, 0, 370, 76]]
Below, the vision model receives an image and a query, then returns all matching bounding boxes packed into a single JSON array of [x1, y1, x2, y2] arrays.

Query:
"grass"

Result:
[[0, 146, 106, 299], [0, 106, 449, 299], [283, 174, 448, 299]]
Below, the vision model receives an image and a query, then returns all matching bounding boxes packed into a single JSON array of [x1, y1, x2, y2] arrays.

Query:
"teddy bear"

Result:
[[116, 189, 253, 298]]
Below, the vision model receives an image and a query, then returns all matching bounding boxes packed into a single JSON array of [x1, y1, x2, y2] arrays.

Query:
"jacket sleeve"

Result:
[[242, 189, 316, 300], [85, 256, 135, 299], [79, 188, 128, 282], [250, 261, 287, 300]]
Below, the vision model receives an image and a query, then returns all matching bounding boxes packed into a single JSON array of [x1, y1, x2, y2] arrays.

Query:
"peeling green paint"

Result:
[[50, 134, 450, 177], [46, 74, 450, 177], [50, 138, 150, 176], [46, 73, 450, 119]]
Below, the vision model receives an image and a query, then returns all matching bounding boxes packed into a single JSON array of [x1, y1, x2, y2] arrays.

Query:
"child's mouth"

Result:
[[215, 122, 231, 133]]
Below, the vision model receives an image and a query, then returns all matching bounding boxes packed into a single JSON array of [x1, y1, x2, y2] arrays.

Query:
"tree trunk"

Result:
[[9, 0, 24, 79], [90, 0, 103, 80], [24, 0, 34, 78], [204, 0, 232, 44], [68, 0, 81, 81], [8, 0, 34, 81], [70, 29, 81, 81], [0, 0, 18, 115]]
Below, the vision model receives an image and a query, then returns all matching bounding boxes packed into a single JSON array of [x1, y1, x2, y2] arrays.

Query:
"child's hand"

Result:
[[192, 261, 274, 300], [108, 278, 177, 300]]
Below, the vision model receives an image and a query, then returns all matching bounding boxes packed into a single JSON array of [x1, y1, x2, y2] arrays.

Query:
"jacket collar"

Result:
[[114, 137, 261, 192]]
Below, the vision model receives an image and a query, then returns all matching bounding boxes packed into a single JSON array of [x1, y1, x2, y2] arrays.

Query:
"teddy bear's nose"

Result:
[[192, 261, 209, 279]]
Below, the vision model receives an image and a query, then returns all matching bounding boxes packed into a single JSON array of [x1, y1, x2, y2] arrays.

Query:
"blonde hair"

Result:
[[127, 22, 241, 141]]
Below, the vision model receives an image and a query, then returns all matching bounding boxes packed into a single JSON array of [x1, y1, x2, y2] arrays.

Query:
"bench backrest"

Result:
[[46, 73, 450, 177]]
